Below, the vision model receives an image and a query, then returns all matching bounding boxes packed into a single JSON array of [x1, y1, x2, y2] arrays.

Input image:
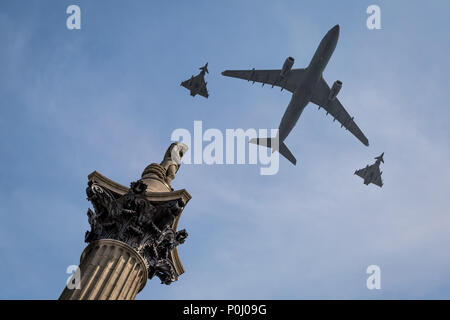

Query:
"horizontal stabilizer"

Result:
[[200, 62, 209, 74], [249, 138, 297, 165], [249, 137, 273, 148], [279, 142, 297, 165], [375, 152, 384, 163]]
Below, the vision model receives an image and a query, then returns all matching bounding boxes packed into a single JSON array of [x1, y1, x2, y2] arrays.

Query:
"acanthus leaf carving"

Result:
[[84, 179, 187, 285]]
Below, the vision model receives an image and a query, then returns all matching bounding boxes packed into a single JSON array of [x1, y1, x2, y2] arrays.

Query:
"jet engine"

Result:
[[280, 57, 295, 77], [328, 80, 342, 101]]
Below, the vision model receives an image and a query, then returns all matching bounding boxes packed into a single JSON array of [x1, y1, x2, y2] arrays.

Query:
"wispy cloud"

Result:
[[0, 0, 449, 299]]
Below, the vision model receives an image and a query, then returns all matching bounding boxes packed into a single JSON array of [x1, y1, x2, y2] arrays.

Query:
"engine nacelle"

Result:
[[328, 80, 342, 101], [280, 56, 294, 77]]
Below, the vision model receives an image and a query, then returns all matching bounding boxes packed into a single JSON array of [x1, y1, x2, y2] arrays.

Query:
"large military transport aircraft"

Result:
[[222, 25, 369, 165]]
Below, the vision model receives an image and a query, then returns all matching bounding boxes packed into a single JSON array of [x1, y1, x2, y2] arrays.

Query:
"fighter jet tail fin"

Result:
[[375, 152, 384, 163], [200, 62, 209, 74], [249, 137, 297, 165]]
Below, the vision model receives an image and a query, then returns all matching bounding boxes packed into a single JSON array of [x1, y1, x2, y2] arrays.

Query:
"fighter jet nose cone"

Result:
[[326, 25, 340, 39], [332, 24, 340, 33]]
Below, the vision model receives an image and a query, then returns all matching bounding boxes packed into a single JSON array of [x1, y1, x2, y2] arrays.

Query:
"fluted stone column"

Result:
[[60, 239, 148, 300], [59, 166, 191, 300]]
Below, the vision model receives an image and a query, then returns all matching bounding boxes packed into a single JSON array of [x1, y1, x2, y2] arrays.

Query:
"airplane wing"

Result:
[[354, 167, 367, 179], [198, 85, 209, 98], [180, 77, 209, 98], [372, 167, 383, 187], [373, 174, 383, 187], [310, 77, 369, 146], [180, 80, 190, 90], [222, 69, 306, 93]]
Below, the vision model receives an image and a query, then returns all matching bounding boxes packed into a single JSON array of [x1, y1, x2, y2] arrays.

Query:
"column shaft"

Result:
[[59, 239, 148, 300]]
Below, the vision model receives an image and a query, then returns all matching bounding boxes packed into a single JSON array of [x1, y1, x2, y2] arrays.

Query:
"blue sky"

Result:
[[1, 0, 449, 299]]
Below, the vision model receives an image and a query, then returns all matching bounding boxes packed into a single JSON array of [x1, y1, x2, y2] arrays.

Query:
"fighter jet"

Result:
[[222, 25, 369, 165], [354, 153, 384, 187], [181, 63, 209, 98]]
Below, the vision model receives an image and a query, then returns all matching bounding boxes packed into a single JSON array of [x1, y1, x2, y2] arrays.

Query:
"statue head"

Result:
[[164, 142, 188, 165]]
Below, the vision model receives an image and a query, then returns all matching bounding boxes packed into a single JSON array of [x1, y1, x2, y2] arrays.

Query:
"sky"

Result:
[[0, 0, 449, 299]]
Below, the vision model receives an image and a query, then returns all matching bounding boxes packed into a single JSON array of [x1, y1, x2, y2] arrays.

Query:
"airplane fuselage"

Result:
[[278, 25, 340, 142], [364, 169, 375, 185], [363, 162, 381, 184]]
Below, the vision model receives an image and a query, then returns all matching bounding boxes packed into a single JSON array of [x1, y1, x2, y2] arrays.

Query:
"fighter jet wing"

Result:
[[371, 166, 383, 187], [222, 69, 306, 93], [373, 174, 383, 187], [354, 167, 367, 179], [180, 79, 191, 90], [198, 85, 209, 98], [310, 77, 369, 146]]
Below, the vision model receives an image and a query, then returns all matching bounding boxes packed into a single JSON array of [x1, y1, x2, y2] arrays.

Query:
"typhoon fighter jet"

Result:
[[222, 25, 369, 165], [181, 63, 209, 98], [354, 153, 384, 187]]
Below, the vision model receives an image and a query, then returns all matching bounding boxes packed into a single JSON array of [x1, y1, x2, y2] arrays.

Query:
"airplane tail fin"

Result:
[[249, 137, 297, 165], [375, 152, 384, 163], [200, 62, 209, 74]]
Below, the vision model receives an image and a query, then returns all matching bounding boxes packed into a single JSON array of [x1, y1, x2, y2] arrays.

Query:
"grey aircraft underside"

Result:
[[222, 25, 369, 165], [181, 63, 209, 98], [354, 153, 384, 187]]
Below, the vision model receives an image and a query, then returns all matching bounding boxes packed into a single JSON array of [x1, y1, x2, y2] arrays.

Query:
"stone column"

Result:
[[59, 169, 191, 300], [59, 239, 148, 300]]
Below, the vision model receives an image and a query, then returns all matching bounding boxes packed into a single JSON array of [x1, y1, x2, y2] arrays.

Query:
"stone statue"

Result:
[[141, 142, 188, 192], [160, 142, 188, 186], [59, 143, 192, 300]]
